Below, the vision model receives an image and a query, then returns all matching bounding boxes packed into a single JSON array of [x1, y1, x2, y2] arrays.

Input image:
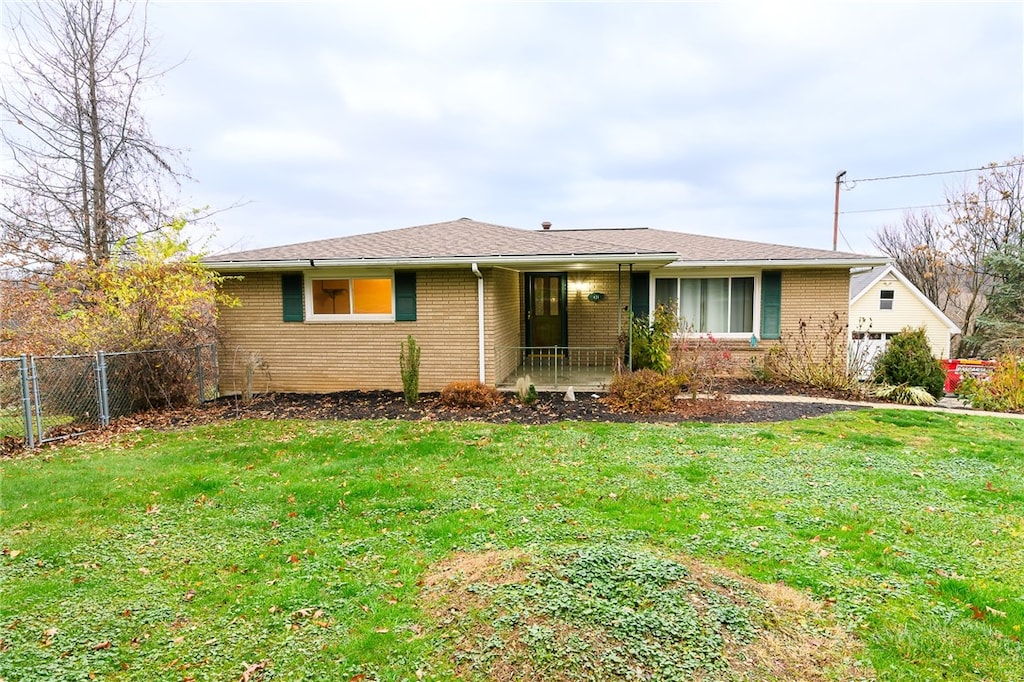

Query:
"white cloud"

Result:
[[128, 1, 1024, 256], [209, 128, 347, 164]]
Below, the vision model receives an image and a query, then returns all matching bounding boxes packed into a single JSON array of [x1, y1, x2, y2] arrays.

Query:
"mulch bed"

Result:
[[1, 380, 867, 458], [197, 385, 862, 427]]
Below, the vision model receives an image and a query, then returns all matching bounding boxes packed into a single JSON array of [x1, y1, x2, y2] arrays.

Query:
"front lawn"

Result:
[[1, 410, 1022, 680]]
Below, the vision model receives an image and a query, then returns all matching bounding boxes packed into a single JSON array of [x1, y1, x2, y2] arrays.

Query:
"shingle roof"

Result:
[[849, 267, 883, 299], [558, 227, 869, 262], [205, 217, 883, 267], [208, 218, 671, 262]]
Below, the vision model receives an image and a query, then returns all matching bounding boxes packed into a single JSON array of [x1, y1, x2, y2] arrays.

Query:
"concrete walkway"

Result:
[[728, 393, 1024, 420]]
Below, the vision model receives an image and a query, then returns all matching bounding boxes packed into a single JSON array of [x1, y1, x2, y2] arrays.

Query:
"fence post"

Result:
[[195, 345, 205, 404], [30, 356, 44, 444], [19, 355, 34, 449], [96, 351, 110, 426]]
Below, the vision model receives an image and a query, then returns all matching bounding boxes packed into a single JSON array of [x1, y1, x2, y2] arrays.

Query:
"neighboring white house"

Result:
[[849, 264, 961, 367]]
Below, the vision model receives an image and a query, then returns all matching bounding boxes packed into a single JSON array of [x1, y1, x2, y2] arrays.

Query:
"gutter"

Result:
[[472, 263, 485, 384], [202, 252, 678, 271], [664, 257, 889, 269]]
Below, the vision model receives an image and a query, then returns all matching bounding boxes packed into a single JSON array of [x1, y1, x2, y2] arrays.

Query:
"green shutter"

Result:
[[760, 271, 782, 339], [281, 273, 304, 322], [630, 272, 650, 318], [394, 271, 417, 321]]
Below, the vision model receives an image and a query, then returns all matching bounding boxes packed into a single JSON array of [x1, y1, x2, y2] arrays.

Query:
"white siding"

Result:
[[850, 275, 952, 358]]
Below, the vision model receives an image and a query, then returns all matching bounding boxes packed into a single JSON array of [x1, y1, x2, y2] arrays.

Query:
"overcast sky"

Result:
[[139, 1, 1023, 256]]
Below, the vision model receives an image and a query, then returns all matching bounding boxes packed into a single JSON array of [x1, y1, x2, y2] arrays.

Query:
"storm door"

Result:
[[525, 273, 567, 349]]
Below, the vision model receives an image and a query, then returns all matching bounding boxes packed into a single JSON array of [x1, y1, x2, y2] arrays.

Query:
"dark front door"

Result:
[[526, 273, 567, 348]]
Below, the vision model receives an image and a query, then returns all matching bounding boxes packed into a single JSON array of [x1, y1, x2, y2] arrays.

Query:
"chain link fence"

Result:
[[0, 344, 217, 449]]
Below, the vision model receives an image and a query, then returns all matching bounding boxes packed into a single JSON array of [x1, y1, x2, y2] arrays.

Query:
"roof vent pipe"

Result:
[[541, 221, 552, 230]]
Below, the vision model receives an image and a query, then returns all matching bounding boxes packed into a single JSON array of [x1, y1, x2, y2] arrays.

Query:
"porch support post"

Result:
[[617, 264, 622, 337], [628, 263, 633, 370], [472, 263, 485, 383]]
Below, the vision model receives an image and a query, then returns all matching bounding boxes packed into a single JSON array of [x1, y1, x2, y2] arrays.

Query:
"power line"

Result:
[[840, 202, 946, 215], [840, 195, 1009, 216], [848, 160, 1023, 184]]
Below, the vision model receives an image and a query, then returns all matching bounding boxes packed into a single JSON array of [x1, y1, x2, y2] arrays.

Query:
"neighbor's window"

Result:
[[310, 277, 393, 318], [880, 289, 894, 310], [654, 276, 755, 334]]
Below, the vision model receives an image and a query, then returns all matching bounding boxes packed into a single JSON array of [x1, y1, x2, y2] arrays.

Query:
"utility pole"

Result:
[[832, 170, 847, 251]]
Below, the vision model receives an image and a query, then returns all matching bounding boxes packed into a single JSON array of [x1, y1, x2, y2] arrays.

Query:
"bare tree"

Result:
[[872, 209, 955, 311], [1, 0, 183, 268], [871, 158, 1024, 355]]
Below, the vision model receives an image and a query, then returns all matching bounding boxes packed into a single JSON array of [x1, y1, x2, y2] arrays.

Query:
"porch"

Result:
[[496, 346, 619, 392]]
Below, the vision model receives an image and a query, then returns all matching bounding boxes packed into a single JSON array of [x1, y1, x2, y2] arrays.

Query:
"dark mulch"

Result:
[[180, 379, 864, 428]]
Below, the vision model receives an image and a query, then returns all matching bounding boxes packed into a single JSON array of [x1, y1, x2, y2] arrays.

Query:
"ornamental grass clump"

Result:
[[513, 375, 538, 405]]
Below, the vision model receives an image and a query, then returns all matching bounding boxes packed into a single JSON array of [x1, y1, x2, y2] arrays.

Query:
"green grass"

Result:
[[0, 406, 25, 440], [1, 410, 1022, 680]]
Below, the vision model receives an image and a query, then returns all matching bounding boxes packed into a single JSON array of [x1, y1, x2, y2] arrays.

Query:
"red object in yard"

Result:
[[942, 359, 997, 394], [941, 359, 960, 393]]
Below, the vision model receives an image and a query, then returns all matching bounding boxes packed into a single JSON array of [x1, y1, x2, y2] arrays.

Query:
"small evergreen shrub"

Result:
[[604, 369, 680, 413], [399, 335, 421, 406], [871, 327, 946, 399], [957, 354, 1024, 412], [440, 381, 503, 408]]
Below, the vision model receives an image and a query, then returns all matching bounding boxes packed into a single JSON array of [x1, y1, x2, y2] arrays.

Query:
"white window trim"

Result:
[[304, 270, 396, 323], [651, 271, 763, 339]]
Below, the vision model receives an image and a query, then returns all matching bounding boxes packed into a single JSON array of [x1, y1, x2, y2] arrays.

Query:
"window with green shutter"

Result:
[[760, 271, 782, 339], [281, 273, 304, 322]]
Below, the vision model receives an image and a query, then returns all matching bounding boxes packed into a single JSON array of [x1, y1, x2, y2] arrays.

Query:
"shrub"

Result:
[[765, 312, 859, 392], [440, 381, 503, 408], [671, 332, 734, 398], [399, 335, 421, 406], [604, 369, 680, 413], [957, 354, 1024, 412], [513, 375, 538, 405], [629, 305, 676, 373], [871, 327, 945, 399]]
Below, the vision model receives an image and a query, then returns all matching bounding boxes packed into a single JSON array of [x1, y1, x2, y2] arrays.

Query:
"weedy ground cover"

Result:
[[1, 410, 1022, 680]]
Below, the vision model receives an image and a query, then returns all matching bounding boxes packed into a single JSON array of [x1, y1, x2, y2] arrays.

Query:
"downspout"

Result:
[[472, 263, 485, 383]]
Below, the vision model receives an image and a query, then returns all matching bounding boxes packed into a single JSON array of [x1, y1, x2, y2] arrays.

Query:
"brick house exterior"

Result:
[[205, 219, 885, 394]]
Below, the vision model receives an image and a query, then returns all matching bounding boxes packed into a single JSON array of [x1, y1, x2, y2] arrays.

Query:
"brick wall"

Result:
[[215, 267, 852, 392], [217, 269, 481, 394], [567, 270, 628, 349], [485, 267, 521, 384], [779, 269, 851, 361]]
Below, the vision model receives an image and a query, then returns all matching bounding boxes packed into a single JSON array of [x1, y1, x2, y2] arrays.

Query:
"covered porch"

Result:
[[485, 265, 648, 392], [495, 345, 620, 392]]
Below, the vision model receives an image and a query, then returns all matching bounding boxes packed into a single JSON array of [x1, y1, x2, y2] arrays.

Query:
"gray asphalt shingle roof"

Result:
[[849, 267, 884, 299], [205, 217, 881, 265]]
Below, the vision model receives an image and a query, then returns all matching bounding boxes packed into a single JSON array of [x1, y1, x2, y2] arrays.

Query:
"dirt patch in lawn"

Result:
[[421, 547, 872, 681]]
